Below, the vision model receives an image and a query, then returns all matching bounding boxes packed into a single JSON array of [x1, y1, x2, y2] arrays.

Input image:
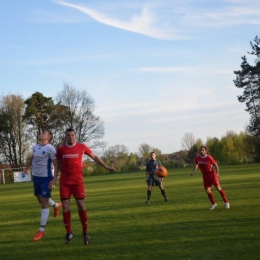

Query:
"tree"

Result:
[[138, 143, 152, 156], [181, 132, 196, 151], [55, 84, 105, 149], [127, 153, 139, 171], [234, 36, 260, 149], [138, 143, 153, 165], [0, 94, 29, 167], [23, 92, 55, 142], [103, 144, 129, 171]]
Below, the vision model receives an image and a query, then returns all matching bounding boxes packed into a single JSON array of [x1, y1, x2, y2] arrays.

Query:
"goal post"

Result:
[[1, 167, 31, 184]]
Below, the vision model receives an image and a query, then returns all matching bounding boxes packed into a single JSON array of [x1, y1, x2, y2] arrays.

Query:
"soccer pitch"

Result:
[[0, 164, 259, 260]]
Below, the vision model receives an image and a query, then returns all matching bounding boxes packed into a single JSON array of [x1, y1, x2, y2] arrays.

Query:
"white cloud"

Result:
[[47, 0, 260, 41], [53, 0, 184, 40]]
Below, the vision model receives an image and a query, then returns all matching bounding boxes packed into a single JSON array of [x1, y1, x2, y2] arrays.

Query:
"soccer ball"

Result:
[[156, 166, 168, 178]]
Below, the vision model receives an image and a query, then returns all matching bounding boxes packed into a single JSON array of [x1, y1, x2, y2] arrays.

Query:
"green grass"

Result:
[[0, 164, 259, 260]]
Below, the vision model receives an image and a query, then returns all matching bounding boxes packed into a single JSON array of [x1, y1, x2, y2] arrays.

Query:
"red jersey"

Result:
[[194, 155, 217, 176], [56, 143, 92, 182]]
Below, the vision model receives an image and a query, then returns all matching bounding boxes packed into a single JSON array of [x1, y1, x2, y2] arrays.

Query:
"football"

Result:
[[156, 166, 168, 178]]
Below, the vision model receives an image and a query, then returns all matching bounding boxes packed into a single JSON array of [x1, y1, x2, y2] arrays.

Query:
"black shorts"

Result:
[[147, 174, 162, 186]]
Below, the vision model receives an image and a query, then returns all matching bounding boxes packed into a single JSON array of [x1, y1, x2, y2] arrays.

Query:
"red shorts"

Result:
[[202, 174, 219, 189], [59, 178, 85, 200]]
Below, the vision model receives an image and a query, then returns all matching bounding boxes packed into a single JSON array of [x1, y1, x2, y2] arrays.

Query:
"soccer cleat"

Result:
[[165, 198, 168, 202], [145, 200, 150, 204], [65, 233, 74, 244], [225, 202, 230, 209], [54, 202, 62, 218], [33, 230, 45, 241], [209, 204, 217, 210], [83, 233, 90, 246]]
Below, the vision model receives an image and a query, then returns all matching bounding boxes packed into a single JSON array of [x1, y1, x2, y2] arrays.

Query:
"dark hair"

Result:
[[150, 152, 156, 155], [65, 128, 76, 134], [200, 146, 207, 151]]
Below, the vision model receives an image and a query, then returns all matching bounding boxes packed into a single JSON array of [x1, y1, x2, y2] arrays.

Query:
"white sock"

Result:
[[48, 198, 57, 207], [40, 208, 50, 229]]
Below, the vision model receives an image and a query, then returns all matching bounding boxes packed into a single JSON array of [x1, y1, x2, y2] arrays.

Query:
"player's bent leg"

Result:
[[48, 198, 62, 217], [53, 202, 62, 217]]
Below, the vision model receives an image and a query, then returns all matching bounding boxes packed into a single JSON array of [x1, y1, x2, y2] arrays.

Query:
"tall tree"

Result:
[[181, 132, 196, 151], [56, 84, 105, 149], [23, 92, 55, 142], [138, 143, 153, 165], [0, 94, 28, 167], [234, 36, 260, 148], [186, 138, 203, 164]]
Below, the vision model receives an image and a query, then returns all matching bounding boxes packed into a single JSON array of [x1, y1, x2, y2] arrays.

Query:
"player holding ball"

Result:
[[145, 152, 168, 204]]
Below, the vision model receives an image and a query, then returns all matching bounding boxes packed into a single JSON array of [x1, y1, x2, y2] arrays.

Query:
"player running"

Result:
[[49, 128, 115, 245], [190, 146, 230, 210], [24, 130, 62, 242]]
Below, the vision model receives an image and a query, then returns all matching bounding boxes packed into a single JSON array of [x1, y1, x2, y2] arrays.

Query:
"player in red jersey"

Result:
[[49, 128, 115, 245], [190, 146, 230, 210]]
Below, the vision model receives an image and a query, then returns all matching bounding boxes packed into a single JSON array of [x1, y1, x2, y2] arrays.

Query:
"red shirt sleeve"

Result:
[[208, 155, 217, 165], [82, 144, 92, 156]]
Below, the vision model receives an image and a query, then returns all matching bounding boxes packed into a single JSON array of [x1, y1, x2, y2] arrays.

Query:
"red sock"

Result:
[[63, 210, 72, 234], [207, 192, 216, 204], [78, 209, 88, 233], [219, 189, 228, 203]]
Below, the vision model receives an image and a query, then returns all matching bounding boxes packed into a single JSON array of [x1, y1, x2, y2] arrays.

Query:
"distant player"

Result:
[[49, 128, 115, 245], [145, 152, 168, 204], [24, 130, 62, 242], [190, 146, 230, 210]]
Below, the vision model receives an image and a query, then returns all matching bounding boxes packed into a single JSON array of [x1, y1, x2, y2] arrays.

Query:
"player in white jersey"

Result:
[[24, 130, 61, 242]]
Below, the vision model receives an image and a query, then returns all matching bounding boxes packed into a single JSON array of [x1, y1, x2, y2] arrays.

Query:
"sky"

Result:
[[1, 0, 259, 154]]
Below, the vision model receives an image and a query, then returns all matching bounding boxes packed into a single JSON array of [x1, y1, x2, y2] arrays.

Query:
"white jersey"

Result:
[[32, 143, 56, 178]]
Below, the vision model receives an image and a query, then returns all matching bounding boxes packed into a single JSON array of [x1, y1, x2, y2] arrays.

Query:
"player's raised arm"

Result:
[[88, 152, 115, 171]]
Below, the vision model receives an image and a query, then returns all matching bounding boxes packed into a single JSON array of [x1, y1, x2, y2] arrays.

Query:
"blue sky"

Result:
[[1, 0, 259, 154]]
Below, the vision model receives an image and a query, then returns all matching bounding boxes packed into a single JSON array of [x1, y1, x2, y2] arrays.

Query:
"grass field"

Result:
[[0, 164, 259, 260]]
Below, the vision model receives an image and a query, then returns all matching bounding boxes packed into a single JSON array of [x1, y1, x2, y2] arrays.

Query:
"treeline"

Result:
[[83, 130, 258, 175]]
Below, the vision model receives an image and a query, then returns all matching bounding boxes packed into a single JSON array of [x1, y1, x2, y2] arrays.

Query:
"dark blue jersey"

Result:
[[146, 159, 161, 175]]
